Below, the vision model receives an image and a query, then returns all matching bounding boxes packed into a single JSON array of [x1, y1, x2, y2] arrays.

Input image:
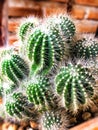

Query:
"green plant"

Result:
[[18, 17, 39, 42], [55, 64, 96, 113], [2, 54, 29, 84], [0, 14, 98, 129], [19, 22, 34, 42]]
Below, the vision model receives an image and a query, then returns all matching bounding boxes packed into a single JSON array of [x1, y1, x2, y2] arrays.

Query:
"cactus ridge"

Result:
[[5, 92, 36, 119], [27, 77, 57, 110], [2, 55, 29, 84], [19, 22, 34, 42], [74, 38, 98, 59], [27, 29, 68, 75], [55, 64, 95, 112]]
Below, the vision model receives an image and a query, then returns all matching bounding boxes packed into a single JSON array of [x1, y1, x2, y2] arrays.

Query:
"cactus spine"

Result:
[[55, 64, 95, 113], [73, 38, 98, 59], [2, 54, 29, 84]]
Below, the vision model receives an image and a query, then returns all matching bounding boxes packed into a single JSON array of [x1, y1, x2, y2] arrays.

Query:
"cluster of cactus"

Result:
[[0, 14, 98, 130]]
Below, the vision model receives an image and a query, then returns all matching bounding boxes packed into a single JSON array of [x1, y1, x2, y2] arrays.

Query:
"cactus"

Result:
[[55, 64, 95, 113], [18, 17, 39, 42], [26, 77, 57, 111], [19, 22, 34, 42], [5, 92, 38, 120], [73, 38, 98, 59], [41, 108, 67, 130], [2, 54, 29, 84], [27, 28, 70, 75], [45, 14, 76, 39]]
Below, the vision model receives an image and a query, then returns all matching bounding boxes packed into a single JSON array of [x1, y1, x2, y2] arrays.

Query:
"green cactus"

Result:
[[45, 14, 76, 39], [2, 54, 29, 84], [41, 108, 67, 130], [73, 38, 98, 59], [27, 29, 69, 75], [55, 64, 95, 113], [26, 77, 57, 111], [19, 22, 34, 42], [5, 92, 38, 120]]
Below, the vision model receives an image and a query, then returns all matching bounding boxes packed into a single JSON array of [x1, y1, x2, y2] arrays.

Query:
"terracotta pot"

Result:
[[70, 117, 98, 130]]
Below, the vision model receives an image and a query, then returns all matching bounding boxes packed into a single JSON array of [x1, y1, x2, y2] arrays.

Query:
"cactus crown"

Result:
[[55, 64, 95, 112], [74, 38, 98, 59], [2, 54, 29, 84]]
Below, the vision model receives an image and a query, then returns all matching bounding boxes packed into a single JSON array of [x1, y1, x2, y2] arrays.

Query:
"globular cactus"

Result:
[[27, 28, 70, 75], [55, 64, 96, 113], [5, 92, 38, 120], [73, 38, 98, 59], [18, 17, 39, 42], [45, 14, 76, 39], [26, 76, 58, 111], [2, 54, 29, 84], [40, 108, 67, 130]]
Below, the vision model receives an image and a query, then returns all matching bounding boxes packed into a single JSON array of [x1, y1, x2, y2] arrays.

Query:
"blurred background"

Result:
[[1, 0, 98, 46]]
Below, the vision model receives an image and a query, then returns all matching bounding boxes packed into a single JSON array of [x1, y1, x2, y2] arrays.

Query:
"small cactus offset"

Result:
[[19, 22, 34, 42], [55, 64, 96, 113], [26, 76, 58, 111], [5, 92, 38, 120], [18, 17, 39, 42], [73, 38, 98, 59], [27, 28, 70, 75], [40, 108, 67, 130], [2, 54, 29, 84]]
